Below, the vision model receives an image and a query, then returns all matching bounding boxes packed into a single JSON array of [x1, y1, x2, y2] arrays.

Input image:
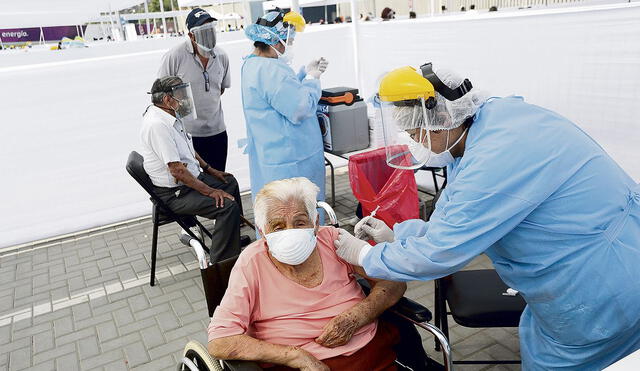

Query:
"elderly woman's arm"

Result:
[[315, 268, 406, 348], [208, 335, 329, 371]]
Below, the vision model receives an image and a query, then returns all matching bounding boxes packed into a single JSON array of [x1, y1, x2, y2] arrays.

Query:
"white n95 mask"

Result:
[[425, 127, 467, 168], [265, 228, 317, 265]]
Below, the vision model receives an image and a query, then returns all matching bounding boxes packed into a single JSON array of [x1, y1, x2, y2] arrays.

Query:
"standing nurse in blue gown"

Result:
[[241, 11, 329, 210], [335, 63, 640, 370]]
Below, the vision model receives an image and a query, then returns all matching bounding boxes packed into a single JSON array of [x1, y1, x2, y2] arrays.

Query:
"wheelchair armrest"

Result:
[[222, 359, 263, 371], [356, 277, 432, 323], [390, 297, 433, 323]]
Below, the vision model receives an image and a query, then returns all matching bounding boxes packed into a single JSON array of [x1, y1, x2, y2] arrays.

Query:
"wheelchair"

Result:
[[177, 202, 453, 371]]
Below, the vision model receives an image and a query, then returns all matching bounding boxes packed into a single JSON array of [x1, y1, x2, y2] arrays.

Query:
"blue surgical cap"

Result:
[[245, 11, 295, 45]]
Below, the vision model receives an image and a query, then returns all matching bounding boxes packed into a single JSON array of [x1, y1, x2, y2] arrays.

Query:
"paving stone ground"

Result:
[[0, 168, 520, 370]]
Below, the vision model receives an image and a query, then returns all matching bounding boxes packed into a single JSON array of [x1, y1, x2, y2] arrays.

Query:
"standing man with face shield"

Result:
[[240, 11, 329, 225], [158, 8, 231, 174], [335, 63, 640, 369]]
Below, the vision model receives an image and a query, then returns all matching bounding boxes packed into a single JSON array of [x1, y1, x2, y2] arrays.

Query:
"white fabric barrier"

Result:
[[1, 4, 640, 247], [0, 26, 356, 248], [357, 3, 640, 183]]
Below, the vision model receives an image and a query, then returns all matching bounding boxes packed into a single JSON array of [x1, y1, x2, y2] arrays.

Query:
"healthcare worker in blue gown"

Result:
[[335, 63, 640, 370], [241, 11, 329, 213]]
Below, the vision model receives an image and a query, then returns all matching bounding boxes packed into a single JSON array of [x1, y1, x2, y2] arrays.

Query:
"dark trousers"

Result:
[[154, 173, 241, 263], [193, 131, 228, 172]]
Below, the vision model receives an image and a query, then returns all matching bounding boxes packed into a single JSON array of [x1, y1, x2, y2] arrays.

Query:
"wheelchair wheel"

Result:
[[179, 340, 223, 371]]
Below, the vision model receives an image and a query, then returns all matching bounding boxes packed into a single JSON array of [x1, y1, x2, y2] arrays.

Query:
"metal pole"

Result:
[[39, 27, 45, 45], [291, 0, 301, 13], [169, 0, 177, 34], [349, 0, 362, 92], [159, 0, 168, 35], [242, 0, 251, 27], [219, 0, 224, 31], [144, 0, 151, 35], [0, 35, 4, 49]]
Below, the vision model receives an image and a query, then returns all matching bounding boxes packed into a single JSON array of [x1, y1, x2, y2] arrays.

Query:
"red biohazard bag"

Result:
[[348, 147, 419, 229]]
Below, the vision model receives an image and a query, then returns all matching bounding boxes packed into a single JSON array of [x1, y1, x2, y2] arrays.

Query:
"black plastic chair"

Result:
[[125, 151, 213, 286], [434, 269, 526, 365]]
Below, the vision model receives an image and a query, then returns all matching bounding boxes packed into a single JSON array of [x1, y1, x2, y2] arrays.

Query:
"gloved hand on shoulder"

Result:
[[334, 228, 370, 266]]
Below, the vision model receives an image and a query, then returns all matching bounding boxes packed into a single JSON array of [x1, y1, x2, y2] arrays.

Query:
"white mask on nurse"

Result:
[[424, 127, 468, 168], [265, 228, 317, 265]]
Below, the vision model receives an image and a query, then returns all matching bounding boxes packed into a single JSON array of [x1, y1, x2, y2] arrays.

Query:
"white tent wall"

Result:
[[0, 26, 356, 248], [1, 4, 639, 248], [356, 4, 640, 179]]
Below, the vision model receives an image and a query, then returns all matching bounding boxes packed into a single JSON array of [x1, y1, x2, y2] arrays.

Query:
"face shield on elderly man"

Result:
[[168, 82, 197, 120], [379, 63, 486, 169]]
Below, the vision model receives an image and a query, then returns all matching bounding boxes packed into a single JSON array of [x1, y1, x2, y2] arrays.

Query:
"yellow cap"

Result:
[[378, 66, 435, 102], [284, 11, 306, 32]]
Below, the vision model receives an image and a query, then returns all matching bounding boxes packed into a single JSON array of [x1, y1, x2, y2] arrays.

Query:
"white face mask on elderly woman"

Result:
[[265, 228, 317, 265]]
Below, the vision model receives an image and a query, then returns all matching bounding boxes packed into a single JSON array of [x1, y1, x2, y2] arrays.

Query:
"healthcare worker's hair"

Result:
[[150, 76, 183, 105], [253, 41, 271, 52], [254, 177, 320, 233]]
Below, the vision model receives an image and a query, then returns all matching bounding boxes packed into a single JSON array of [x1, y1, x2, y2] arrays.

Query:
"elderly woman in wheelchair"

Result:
[[207, 177, 411, 370]]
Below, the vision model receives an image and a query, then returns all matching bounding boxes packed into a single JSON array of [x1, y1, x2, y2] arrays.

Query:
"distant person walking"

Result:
[[158, 8, 231, 172]]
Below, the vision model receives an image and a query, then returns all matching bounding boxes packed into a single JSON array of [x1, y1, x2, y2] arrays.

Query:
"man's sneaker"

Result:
[[180, 226, 202, 244]]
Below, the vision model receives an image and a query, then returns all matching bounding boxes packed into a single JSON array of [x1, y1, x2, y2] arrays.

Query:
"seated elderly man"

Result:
[[207, 177, 408, 371], [140, 76, 242, 262]]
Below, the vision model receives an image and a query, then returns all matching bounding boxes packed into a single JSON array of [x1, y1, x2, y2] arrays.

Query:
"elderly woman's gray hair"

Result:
[[150, 76, 183, 105], [254, 177, 320, 233]]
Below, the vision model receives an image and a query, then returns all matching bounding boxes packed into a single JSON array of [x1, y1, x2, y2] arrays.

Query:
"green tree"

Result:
[[148, 0, 179, 12]]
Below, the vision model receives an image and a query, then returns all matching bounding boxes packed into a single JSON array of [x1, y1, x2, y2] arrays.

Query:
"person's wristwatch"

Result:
[[202, 163, 210, 171]]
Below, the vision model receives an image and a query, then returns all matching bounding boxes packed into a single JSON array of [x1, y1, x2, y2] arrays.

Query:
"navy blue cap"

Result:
[[186, 8, 216, 30]]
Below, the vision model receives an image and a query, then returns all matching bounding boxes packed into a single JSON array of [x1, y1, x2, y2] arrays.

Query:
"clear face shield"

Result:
[[380, 97, 431, 169], [170, 82, 197, 120], [191, 22, 217, 55], [272, 25, 295, 63], [380, 94, 455, 170]]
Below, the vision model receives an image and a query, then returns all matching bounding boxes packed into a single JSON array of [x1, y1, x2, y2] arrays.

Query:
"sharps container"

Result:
[[317, 87, 370, 155]]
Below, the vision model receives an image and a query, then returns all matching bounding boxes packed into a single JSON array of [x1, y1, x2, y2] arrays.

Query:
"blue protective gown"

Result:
[[240, 55, 325, 205], [363, 96, 640, 370]]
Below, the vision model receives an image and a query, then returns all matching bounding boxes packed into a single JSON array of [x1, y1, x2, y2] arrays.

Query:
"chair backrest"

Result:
[[126, 151, 158, 198], [201, 255, 240, 317], [126, 151, 178, 214]]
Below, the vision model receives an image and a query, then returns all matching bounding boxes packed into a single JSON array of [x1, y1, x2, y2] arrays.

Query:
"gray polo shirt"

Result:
[[158, 40, 230, 137]]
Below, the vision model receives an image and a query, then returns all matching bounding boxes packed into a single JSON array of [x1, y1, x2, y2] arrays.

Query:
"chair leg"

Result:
[[195, 219, 213, 239], [150, 216, 159, 287], [434, 280, 442, 351], [432, 169, 439, 193], [440, 293, 450, 341], [325, 157, 335, 208]]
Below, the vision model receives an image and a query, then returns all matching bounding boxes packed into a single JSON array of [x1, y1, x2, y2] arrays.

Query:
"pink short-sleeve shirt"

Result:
[[207, 226, 377, 360]]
